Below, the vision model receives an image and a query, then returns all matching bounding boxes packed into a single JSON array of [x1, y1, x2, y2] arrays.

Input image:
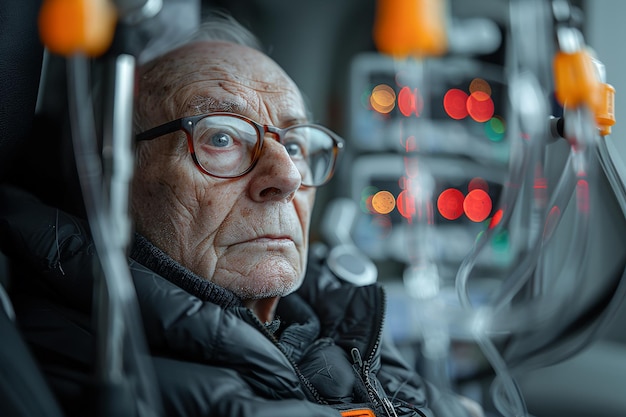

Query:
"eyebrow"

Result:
[[281, 115, 309, 126], [212, 101, 247, 113], [187, 96, 310, 126], [187, 96, 247, 114]]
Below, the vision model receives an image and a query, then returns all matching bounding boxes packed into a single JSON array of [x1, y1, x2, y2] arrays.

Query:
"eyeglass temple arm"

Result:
[[135, 119, 183, 142]]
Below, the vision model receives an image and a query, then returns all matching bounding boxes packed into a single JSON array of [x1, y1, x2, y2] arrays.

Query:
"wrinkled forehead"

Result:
[[138, 41, 308, 124]]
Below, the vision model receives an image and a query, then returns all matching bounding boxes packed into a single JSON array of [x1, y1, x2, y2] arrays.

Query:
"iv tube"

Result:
[[455, 2, 556, 416], [454, 71, 550, 417], [67, 55, 161, 417], [488, 152, 576, 310], [487, 108, 597, 417], [456, 70, 550, 311]]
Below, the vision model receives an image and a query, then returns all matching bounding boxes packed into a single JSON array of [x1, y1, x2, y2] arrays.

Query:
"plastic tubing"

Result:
[[487, 109, 596, 417], [455, 73, 547, 417], [501, 108, 596, 332], [456, 2, 555, 415], [488, 151, 577, 311], [472, 111, 595, 417], [476, 327, 528, 417], [67, 55, 161, 417], [455, 71, 548, 311]]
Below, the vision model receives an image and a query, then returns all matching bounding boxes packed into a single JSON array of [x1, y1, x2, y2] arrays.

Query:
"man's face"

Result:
[[132, 41, 316, 304]]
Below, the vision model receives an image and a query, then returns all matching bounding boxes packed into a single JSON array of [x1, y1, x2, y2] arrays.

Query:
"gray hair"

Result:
[[138, 10, 262, 65], [189, 11, 262, 51]]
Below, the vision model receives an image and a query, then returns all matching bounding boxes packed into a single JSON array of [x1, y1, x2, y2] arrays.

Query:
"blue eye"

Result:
[[284, 142, 305, 159], [210, 132, 233, 148]]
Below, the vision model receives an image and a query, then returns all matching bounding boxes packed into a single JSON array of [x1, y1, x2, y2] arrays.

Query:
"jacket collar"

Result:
[[130, 233, 242, 309]]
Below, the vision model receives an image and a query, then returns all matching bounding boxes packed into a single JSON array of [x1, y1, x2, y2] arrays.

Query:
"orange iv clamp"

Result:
[[372, 0, 448, 58], [553, 47, 616, 137], [39, 0, 118, 57]]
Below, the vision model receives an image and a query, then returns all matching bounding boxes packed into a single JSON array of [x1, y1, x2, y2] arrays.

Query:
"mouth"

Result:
[[236, 235, 296, 247]]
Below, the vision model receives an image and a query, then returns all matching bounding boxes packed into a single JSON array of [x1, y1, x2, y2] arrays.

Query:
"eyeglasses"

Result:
[[135, 112, 344, 187]]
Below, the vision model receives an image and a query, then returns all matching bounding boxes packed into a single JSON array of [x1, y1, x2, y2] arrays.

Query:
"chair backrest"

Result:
[[0, 2, 66, 415], [0, 0, 44, 183]]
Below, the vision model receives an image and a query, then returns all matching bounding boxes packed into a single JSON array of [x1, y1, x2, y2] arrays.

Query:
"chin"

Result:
[[229, 269, 304, 300]]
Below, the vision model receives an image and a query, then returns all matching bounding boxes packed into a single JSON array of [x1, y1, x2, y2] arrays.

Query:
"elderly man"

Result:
[[131, 31, 328, 325], [0, 14, 482, 417]]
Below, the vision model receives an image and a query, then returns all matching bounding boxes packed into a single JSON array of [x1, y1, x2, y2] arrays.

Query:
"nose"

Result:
[[248, 136, 302, 202]]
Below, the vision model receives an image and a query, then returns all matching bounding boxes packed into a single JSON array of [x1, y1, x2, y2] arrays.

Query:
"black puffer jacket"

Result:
[[0, 185, 442, 417]]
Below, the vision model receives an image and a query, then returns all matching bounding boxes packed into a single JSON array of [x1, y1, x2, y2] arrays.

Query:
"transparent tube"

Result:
[[494, 109, 596, 332], [456, 76, 547, 416], [489, 151, 576, 311], [485, 110, 597, 417], [67, 55, 162, 417], [475, 322, 528, 417], [456, 70, 549, 311], [455, 2, 557, 415]]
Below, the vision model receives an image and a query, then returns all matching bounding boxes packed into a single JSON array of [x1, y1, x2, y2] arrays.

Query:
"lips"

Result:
[[221, 230, 299, 248], [238, 235, 295, 245], [220, 213, 303, 248]]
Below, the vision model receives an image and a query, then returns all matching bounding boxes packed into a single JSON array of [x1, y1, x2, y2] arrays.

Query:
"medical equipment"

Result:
[[332, 0, 624, 416]]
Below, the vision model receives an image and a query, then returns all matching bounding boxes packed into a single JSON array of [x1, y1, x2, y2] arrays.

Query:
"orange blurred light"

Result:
[[468, 177, 489, 193], [463, 189, 492, 222], [437, 188, 465, 220], [372, 0, 448, 58], [371, 190, 396, 214], [443, 89, 469, 120], [370, 84, 396, 114], [469, 78, 492, 96], [467, 91, 494, 122]]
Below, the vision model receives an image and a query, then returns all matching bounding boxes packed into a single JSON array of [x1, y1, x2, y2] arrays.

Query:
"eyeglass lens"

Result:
[[192, 115, 335, 186]]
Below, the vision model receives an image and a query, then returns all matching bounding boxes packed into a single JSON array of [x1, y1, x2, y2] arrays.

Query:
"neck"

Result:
[[244, 297, 280, 323]]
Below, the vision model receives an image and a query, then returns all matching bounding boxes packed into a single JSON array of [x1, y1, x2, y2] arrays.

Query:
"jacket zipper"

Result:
[[245, 309, 328, 405], [351, 286, 399, 417], [350, 287, 429, 417]]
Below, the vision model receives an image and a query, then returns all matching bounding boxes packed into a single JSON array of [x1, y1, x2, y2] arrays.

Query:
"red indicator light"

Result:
[[397, 189, 416, 219], [443, 89, 469, 120], [489, 208, 504, 229], [464, 189, 492, 222], [398, 86, 422, 117], [467, 91, 494, 122], [437, 188, 465, 220]]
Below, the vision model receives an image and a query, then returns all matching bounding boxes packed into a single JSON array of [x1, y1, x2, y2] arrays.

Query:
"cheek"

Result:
[[132, 151, 204, 237], [195, 179, 243, 216], [295, 190, 316, 231]]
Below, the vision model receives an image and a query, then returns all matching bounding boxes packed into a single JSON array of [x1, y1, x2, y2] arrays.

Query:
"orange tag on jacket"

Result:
[[340, 409, 376, 417]]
